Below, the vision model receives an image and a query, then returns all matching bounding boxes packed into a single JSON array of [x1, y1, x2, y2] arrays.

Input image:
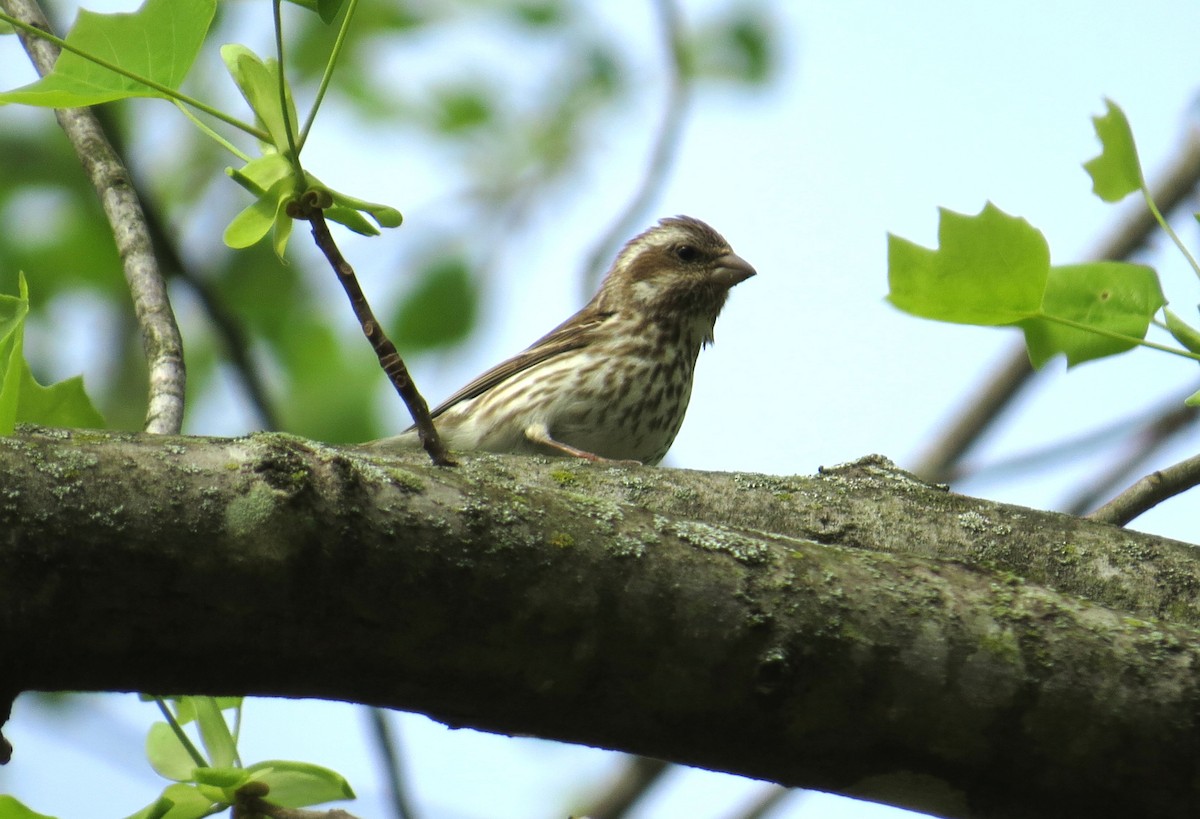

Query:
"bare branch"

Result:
[[1064, 402, 1197, 516], [1087, 449, 1200, 527], [364, 708, 418, 819], [577, 756, 669, 819], [1, 0, 186, 435], [301, 205, 454, 465]]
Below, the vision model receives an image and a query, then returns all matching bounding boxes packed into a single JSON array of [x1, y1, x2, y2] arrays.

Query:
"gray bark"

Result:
[[1, 426, 1198, 818]]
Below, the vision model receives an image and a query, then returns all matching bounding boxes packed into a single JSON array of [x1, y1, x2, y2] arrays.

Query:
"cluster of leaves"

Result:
[[0, 698, 352, 819], [127, 696, 353, 819], [0, 0, 401, 254], [888, 99, 1200, 402]]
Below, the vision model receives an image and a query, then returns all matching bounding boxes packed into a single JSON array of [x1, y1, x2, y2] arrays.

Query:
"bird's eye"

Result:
[[674, 244, 700, 263]]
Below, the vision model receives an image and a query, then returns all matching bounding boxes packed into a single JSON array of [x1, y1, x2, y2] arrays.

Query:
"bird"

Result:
[[369, 215, 755, 465]]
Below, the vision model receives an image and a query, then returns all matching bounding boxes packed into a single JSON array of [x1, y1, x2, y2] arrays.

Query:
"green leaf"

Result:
[[244, 760, 356, 808], [889, 207, 1171, 368], [1164, 307, 1200, 354], [685, 11, 775, 83], [17, 367, 105, 429], [1186, 388, 1200, 407], [221, 45, 299, 154], [192, 765, 252, 801], [148, 784, 217, 819], [0, 273, 104, 434], [0, 0, 216, 107], [285, 0, 345, 24], [887, 203, 1049, 325], [433, 87, 493, 133], [0, 273, 30, 435], [121, 794, 174, 819], [390, 257, 479, 352], [0, 795, 57, 819], [1083, 98, 1144, 202], [1020, 262, 1165, 367], [193, 697, 237, 769], [314, 182, 402, 232], [146, 721, 199, 782]]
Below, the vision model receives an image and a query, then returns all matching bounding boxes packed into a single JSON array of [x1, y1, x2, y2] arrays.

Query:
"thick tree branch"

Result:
[[2, 0, 186, 435], [1, 429, 1199, 818]]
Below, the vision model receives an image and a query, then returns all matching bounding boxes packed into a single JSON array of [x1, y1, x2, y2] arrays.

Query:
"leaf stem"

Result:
[[1038, 312, 1200, 362], [173, 100, 251, 163], [154, 696, 209, 769], [1141, 186, 1200, 281], [0, 8, 270, 143], [298, 0, 359, 152], [272, 0, 304, 183]]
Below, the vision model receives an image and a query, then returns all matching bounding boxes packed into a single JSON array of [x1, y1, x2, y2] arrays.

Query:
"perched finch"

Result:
[[370, 215, 755, 465]]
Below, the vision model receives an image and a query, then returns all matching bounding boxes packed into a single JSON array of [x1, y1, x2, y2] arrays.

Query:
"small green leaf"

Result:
[[1020, 261, 1164, 367], [1083, 98, 1144, 202], [0, 795, 57, 819], [433, 87, 493, 133], [324, 205, 380, 236], [390, 257, 479, 352], [16, 367, 105, 429], [193, 697, 237, 769], [1164, 307, 1200, 354], [221, 45, 299, 154], [270, 195, 295, 260], [0, 274, 31, 435], [148, 784, 216, 819], [0, 273, 104, 434], [685, 11, 775, 83], [309, 181, 402, 229], [228, 154, 295, 197], [146, 721, 199, 782], [887, 203, 1049, 325], [223, 194, 279, 249], [244, 760, 356, 808], [1185, 387, 1200, 407], [0, 0, 216, 107], [121, 794, 173, 819]]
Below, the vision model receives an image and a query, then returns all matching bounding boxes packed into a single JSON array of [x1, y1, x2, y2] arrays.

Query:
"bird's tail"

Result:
[[360, 429, 423, 452]]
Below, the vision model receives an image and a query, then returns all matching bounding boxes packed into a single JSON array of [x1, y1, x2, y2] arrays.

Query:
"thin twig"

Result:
[[365, 708, 418, 819], [579, 0, 690, 296], [1086, 449, 1200, 527], [912, 128, 1200, 483], [1063, 402, 1197, 516], [300, 203, 454, 465], [576, 756, 670, 819], [2, 0, 186, 435]]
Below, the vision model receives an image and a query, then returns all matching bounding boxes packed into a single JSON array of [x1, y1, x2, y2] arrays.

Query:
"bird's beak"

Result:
[[713, 252, 757, 288]]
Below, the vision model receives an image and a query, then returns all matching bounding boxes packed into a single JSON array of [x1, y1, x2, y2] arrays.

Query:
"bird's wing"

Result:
[[426, 309, 614, 419]]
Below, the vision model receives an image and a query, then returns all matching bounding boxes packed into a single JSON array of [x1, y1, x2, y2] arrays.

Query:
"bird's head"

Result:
[[597, 216, 756, 340]]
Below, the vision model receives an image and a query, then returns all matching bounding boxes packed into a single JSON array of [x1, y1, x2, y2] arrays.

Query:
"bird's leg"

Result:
[[523, 423, 642, 466]]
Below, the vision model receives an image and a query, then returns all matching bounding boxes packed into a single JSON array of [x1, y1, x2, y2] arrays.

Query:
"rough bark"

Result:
[[1, 426, 1198, 818]]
